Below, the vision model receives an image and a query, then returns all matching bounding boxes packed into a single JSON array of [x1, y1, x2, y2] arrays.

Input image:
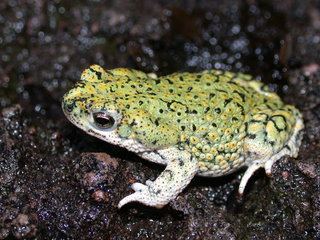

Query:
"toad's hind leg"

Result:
[[239, 116, 304, 195], [118, 150, 198, 208]]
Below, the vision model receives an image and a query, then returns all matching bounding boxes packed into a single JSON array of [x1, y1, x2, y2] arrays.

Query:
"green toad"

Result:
[[62, 65, 304, 208]]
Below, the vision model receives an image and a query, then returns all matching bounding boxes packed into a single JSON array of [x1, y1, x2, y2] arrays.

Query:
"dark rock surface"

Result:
[[0, 0, 319, 239]]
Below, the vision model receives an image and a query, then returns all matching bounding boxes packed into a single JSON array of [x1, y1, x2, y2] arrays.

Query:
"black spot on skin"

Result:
[[177, 112, 181, 116], [155, 79, 161, 84], [166, 102, 171, 109], [166, 79, 174, 84], [187, 87, 193, 92], [215, 108, 221, 114], [285, 145, 291, 151], [139, 100, 143, 105], [89, 67, 102, 80], [236, 102, 245, 115], [152, 140, 158, 145], [248, 134, 256, 139], [233, 90, 246, 102], [209, 93, 215, 99], [244, 122, 248, 133], [266, 104, 273, 110], [130, 120, 137, 126], [162, 99, 187, 112], [106, 70, 114, 76], [249, 119, 262, 124], [216, 89, 227, 93], [159, 109, 164, 113], [224, 98, 233, 107], [232, 117, 238, 121], [227, 81, 238, 85], [192, 124, 196, 131], [212, 123, 217, 127], [181, 126, 186, 131], [126, 104, 130, 109], [75, 81, 86, 88], [269, 141, 275, 146], [204, 107, 210, 113], [179, 76, 184, 81], [154, 119, 159, 126]]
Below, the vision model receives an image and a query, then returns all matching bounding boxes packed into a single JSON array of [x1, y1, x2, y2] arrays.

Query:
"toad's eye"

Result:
[[92, 111, 116, 129]]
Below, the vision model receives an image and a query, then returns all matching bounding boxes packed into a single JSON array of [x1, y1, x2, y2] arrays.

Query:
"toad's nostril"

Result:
[[64, 102, 75, 112]]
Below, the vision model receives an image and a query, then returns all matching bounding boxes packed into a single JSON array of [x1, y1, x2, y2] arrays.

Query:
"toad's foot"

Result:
[[118, 155, 198, 208], [238, 118, 304, 195], [239, 149, 295, 195], [238, 154, 289, 195]]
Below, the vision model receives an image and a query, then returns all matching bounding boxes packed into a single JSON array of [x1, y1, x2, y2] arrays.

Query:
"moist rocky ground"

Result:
[[0, 0, 319, 239]]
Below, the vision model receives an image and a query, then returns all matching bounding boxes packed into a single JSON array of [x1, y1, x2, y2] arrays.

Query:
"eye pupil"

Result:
[[93, 112, 115, 129]]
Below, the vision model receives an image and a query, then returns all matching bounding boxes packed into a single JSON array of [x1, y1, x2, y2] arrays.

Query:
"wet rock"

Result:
[[0, 105, 22, 193], [77, 152, 119, 205], [297, 162, 317, 178], [11, 214, 38, 239]]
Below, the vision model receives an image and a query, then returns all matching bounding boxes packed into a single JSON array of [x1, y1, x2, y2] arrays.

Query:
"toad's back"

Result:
[[81, 69, 300, 176]]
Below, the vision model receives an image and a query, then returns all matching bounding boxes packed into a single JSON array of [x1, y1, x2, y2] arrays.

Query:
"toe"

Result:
[[146, 180, 153, 186], [131, 182, 148, 191], [264, 160, 274, 176], [118, 192, 141, 208]]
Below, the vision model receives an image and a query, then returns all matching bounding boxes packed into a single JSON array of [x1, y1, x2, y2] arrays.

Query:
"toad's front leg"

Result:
[[118, 152, 198, 208]]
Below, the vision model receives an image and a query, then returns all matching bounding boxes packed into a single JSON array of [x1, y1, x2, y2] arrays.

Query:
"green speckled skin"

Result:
[[62, 65, 304, 208]]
